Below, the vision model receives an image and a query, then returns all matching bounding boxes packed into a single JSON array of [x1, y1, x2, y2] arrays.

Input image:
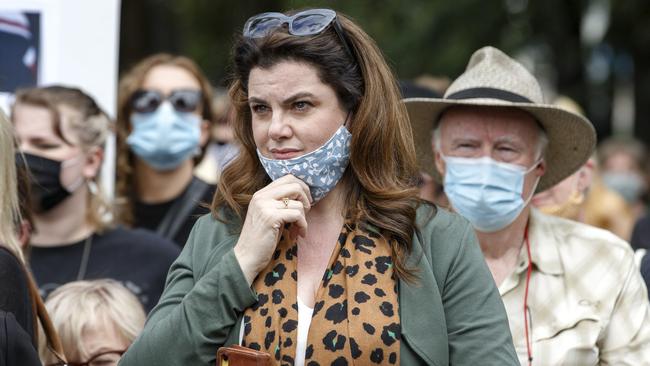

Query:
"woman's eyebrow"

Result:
[[247, 96, 267, 104], [248, 92, 316, 106], [281, 92, 315, 106]]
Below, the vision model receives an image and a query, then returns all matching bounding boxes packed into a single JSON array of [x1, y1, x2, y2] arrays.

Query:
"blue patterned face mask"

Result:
[[442, 155, 540, 232], [257, 126, 352, 202], [127, 102, 201, 171]]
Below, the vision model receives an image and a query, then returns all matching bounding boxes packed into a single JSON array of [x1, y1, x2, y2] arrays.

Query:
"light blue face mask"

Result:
[[127, 102, 201, 171], [602, 171, 645, 203], [442, 155, 541, 232], [257, 125, 352, 203]]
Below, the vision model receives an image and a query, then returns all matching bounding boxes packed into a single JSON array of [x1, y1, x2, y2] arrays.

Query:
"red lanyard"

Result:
[[523, 224, 533, 365]]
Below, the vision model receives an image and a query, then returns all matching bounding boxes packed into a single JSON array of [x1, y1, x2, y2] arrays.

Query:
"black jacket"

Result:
[[0, 311, 41, 366]]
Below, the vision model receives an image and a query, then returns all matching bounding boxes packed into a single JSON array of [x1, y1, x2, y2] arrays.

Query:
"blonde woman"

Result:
[[41, 279, 146, 366], [12, 86, 180, 312], [0, 110, 65, 365]]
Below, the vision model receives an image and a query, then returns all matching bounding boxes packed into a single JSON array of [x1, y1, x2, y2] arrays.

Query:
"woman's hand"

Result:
[[234, 175, 312, 285]]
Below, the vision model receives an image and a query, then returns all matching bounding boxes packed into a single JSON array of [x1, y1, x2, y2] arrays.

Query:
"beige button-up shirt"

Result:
[[500, 209, 650, 365]]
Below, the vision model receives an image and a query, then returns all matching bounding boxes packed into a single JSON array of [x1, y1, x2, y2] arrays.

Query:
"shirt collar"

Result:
[[526, 208, 564, 275]]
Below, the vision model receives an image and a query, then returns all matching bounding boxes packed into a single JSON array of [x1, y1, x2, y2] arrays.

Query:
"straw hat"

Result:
[[404, 46, 596, 192]]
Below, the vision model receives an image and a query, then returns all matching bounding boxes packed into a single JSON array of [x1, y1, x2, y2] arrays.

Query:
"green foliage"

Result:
[[119, 0, 650, 142], [121, 0, 534, 84]]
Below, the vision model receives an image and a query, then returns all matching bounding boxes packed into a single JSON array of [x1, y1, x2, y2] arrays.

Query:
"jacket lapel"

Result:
[[220, 212, 450, 365]]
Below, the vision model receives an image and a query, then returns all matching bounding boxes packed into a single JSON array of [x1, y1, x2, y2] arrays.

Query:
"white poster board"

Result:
[[0, 0, 120, 198]]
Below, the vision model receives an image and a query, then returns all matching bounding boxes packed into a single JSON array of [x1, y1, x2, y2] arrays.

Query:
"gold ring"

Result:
[[282, 197, 290, 209]]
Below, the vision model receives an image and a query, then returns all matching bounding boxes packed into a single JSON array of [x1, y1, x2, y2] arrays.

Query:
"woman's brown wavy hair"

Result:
[[115, 53, 215, 225], [214, 10, 423, 281]]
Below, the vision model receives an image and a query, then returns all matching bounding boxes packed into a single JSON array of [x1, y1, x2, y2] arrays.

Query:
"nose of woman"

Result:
[[268, 112, 294, 141]]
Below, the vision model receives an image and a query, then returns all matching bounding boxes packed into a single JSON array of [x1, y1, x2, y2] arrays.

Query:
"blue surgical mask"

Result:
[[127, 102, 201, 171], [257, 125, 351, 202], [602, 171, 645, 203], [442, 155, 540, 232]]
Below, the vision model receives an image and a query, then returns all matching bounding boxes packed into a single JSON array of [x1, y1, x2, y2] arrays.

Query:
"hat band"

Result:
[[446, 87, 533, 103]]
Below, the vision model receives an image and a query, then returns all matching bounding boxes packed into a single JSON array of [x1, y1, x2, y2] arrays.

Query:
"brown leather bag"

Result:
[[216, 345, 272, 366]]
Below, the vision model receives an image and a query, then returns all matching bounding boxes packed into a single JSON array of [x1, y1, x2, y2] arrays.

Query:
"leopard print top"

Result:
[[242, 222, 401, 365]]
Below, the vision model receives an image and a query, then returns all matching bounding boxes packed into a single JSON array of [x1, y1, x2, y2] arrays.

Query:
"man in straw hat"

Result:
[[405, 46, 650, 365]]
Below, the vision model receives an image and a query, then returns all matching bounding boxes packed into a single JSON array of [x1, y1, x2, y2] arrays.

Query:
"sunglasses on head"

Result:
[[130, 89, 202, 114], [243, 8, 356, 63]]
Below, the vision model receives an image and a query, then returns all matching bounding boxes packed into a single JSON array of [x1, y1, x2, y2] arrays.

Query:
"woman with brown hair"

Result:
[[116, 54, 217, 247], [120, 9, 517, 365], [12, 85, 179, 312]]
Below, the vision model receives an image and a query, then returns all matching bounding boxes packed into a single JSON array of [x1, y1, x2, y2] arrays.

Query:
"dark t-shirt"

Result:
[[30, 226, 180, 312], [631, 215, 650, 250], [0, 248, 33, 344], [133, 176, 215, 248], [641, 252, 650, 300]]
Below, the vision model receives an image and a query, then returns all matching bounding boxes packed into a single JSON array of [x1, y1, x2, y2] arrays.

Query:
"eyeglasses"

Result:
[[46, 349, 126, 366], [130, 89, 202, 114], [243, 9, 356, 63]]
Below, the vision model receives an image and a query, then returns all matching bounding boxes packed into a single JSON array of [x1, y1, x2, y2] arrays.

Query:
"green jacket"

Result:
[[119, 205, 518, 365]]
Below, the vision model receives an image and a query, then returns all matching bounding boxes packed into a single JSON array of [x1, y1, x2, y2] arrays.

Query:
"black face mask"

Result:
[[16, 153, 72, 213]]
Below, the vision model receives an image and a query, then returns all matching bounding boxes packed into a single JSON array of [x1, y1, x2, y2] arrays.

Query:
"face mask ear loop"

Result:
[[61, 154, 83, 168], [66, 176, 86, 193], [522, 158, 544, 206], [61, 155, 88, 193]]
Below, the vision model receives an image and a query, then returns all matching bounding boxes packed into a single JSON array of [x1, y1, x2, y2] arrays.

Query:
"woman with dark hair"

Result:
[[120, 9, 517, 365]]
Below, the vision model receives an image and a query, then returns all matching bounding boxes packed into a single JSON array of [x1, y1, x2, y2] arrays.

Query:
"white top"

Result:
[[295, 297, 314, 366], [238, 296, 314, 366]]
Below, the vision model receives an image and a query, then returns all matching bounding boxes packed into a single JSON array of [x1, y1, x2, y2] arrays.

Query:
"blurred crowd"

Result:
[[2, 7, 650, 366]]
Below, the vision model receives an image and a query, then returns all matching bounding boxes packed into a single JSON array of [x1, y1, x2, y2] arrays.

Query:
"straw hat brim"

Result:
[[404, 97, 596, 192]]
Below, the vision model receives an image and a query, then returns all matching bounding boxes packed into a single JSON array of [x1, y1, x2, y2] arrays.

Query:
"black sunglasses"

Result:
[[130, 89, 202, 114], [243, 9, 356, 63]]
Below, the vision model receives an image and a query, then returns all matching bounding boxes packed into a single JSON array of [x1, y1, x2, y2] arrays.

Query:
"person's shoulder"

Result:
[[0, 247, 23, 272], [183, 211, 240, 251], [0, 247, 20, 262], [415, 202, 475, 257], [535, 209, 631, 254], [416, 203, 473, 239], [194, 177, 217, 204], [192, 211, 230, 235], [533, 210, 634, 275], [0, 247, 29, 293]]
